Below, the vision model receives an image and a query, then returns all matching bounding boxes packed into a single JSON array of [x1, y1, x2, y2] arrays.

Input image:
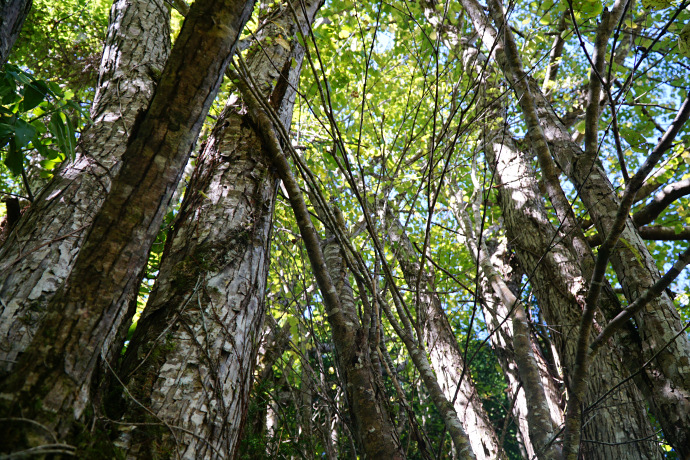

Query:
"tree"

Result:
[[0, 0, 170, 375], [0, 0, 254, 449], [0, 0, 32, 66], [112, 1, 324, 457], [1, 0, 689, 458]]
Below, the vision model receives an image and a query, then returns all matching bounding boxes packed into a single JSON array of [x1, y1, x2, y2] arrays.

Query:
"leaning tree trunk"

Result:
[[0, 0, 32, 66], [459, 0, 690, 452], [477, 240, 564, 460], [0, 0, 254, 451], [242, 79, 408, 456], [113, 2, 322, 457], [0, 0, 170, 375], [485, 134, 662, 459], [386, 211, 505, 460], [454, 201, 563, 459], [307, 201, 406, 458]]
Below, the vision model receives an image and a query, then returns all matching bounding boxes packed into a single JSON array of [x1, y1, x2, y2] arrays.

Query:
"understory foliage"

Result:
[[1, 0, 689, 458]]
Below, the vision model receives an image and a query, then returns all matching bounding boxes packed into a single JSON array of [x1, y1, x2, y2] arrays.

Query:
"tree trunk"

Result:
[[113, 2, 322, 457], [315, 205, 406, 458], [244, 314, 290, 455], [531, 77, 690, 459], [0, 0, 31, 65], [246, 84, 408, 456], [386, 211, 505, 460], [454, 202, 563, 459], [0, 0, 170, 376], [477, 240, 564, 460], [0, 0, 254, 451], [485, 134, 662, 459], [460, 0, 690, 451]]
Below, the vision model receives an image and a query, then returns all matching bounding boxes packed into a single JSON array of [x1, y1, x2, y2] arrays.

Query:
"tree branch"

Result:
[[590, 246, 690, 353], [633, 178, 690, 227], [588, 225, 690, 246]]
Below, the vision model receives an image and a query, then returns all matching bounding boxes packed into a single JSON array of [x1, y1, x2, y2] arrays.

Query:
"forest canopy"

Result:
[[0, 0, 689, 458]]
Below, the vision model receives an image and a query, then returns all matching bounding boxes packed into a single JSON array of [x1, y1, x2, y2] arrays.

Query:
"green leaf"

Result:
[[641, 0, 673, 10], [21, 80, 50, 112], [49, 111, 77, 160], [14, 119, 37, 148], [580, 0, 603, 16], [679, 22, 690, 58], [4, 139, 23, 176], [0, 123, 14, 138], [575, 120, 586, 134]]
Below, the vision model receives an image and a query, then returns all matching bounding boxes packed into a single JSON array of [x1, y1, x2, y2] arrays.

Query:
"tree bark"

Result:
[[386, 211, 505, 460], [477, 240, 564, 460], [485, 134, 662, 459], [0, 0, 31, 66], [0, 0, 170, 376], [112, 2, 321, 457], [309, 202, 406, 458], [454, 202, 563, 460], [0, 0, 254, 451], [459, 0, 690, 452]]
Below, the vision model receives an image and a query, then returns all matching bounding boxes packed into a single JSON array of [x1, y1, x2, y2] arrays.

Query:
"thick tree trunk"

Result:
[[386, 212, 505, 460], [485, 135, 662, 459], [112, 3, 322, 457], [0, 0, 254, 451], [0, 0, 170, 376], [0, 0, 31, 65], [531, 82, 690, 458]]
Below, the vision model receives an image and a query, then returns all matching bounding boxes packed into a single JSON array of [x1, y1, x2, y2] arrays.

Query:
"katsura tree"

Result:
[[0, 0, 170, 375], [242, 0, 689, 457], [0, 0, 32, 66], [0, 0, 255, 451], [0, 0, 689, 458], [111, 0, 325, 457]]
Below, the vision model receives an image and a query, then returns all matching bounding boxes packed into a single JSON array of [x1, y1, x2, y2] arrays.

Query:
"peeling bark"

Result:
[[0, 0, 171, 375], [0, 0, 254, 450], [0, 0, 32, 65], [485, 135, 662, 459], [386, 211, 504, 460], [458, 0, 690, 452], [478, 240, 564, 460], [113, 3, 321, 457]]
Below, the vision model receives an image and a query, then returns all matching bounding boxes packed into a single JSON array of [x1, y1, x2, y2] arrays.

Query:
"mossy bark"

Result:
[[0, 0, 254, 452], [111, 2, 323, 457]]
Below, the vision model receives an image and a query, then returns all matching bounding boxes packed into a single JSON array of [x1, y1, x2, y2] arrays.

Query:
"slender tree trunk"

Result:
[[0, 0, 31, 65], [314, 206, 406, 458], [477, 240, 564, 460], [460, 0, 690, 452], [241, 77, 408, 456], [0, 0, 170, 376], [386, 212, 505, 460], [455, 203, 563, 459], [485, 134, 662, 458], [0, 0, 254, 451], [112, 3, 322, 457]]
